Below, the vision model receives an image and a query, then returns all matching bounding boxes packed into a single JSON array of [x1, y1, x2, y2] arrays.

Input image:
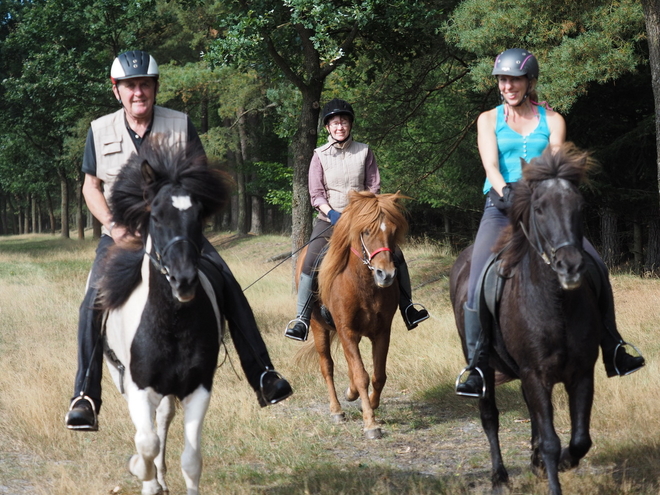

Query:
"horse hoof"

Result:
[[331, 412, 346, 424], [345, 387, 358, 402], [364, 427, 382, 440], [558, 448, 580, 472]]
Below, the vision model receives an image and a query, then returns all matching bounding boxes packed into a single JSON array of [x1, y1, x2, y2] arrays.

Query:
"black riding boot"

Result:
[[455, 304, 488, 398], [285, 273, 315, 341], [592, 260, 645, 377], [601, 305, 645, 377], [200, 243, 293, 407], [396, 257, 429, 330]]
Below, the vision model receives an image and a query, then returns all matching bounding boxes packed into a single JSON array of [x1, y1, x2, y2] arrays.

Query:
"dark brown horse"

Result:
[[298, 191, 408, 439], [450, 143, 600, 495]]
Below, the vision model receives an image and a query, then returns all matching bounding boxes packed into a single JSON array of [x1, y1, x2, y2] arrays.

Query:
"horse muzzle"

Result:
[[552, 248, 585, 291], [373, 267, 396, 288]]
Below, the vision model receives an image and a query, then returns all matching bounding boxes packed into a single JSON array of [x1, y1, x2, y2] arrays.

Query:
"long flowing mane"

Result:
[[318, 191, 408, 302], [100, 135, 230, 309], [495, 142, 596, 270]]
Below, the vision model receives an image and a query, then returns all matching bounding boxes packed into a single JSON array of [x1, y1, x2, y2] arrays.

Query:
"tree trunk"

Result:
[[236, 107, 249, 235], [61, 177, 69, 238], [600, 207, 620, 268], [76, 178, 85, 240], [642, 0, 660, 218], [290, 90, 322, 278], [645, 216, 660, 274], [250, 194, 263, 235], [31, 195, 37, 233], [45, 190, 56, 235], [633, 219, 643, 273]]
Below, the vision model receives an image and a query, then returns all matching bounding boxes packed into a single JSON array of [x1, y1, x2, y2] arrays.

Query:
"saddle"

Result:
[[472, 247, 603, 379]]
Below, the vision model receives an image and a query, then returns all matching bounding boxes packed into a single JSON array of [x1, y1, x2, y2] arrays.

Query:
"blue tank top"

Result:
[[483, 104, 551, 194]]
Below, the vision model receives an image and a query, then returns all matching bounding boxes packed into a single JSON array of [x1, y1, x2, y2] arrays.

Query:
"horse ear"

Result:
[[141, 160, 157, 185]]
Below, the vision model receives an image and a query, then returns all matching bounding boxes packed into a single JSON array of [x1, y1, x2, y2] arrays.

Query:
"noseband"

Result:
[[520, 193, 582, 267], [350, 233, 392, 271], [148, 235, 200, 277]]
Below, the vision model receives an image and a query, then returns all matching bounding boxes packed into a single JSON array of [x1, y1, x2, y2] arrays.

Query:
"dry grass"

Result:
[[0, 232, 659, 494]]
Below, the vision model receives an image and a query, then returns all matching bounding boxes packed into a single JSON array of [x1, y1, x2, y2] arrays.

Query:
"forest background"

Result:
[[0, 0, 659, 273]]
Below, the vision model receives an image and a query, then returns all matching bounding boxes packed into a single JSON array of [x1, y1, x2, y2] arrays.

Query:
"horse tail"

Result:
[[294, 329, 339, 371]]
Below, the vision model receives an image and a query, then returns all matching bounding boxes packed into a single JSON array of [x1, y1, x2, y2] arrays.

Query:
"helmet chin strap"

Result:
[[330, 133, 351, 145]]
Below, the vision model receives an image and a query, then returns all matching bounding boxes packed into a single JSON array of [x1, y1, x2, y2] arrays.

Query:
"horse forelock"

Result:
[[110, 135, 230, 235], [319, 191, 408, 302]]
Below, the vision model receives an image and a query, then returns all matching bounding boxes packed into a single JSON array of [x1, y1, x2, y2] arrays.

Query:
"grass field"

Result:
[[0, 232, 659, 494]]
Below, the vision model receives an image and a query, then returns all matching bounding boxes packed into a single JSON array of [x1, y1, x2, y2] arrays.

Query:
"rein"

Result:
[[350, 233, 392, 271]]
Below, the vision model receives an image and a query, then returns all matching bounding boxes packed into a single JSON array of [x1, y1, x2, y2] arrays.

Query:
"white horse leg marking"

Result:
[[154, 395, 176, 493], [180, 386, 211, 495], [125, 386, 163, 495]]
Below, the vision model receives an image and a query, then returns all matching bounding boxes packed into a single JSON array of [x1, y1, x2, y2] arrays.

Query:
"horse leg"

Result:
[[369, 331, 391, 411], [559, 375, 594, 471], [154, 395, 176, 494], [126, 388, 163, 495], [522, 376, 563, 495], [522, 386, 543, 474], [313, 326, 344, 423], [180, 386, 212, 495], [339, 332, 380, 439], [478, 369, 509, 488]]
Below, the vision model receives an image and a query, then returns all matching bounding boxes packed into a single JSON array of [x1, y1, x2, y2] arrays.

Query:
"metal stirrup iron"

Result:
[[455, 366, 486, 399], [404, 302, 429, 326], [284, 318, 309, 341]]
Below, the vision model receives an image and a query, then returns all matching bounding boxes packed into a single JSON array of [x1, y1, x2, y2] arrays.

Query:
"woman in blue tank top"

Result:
[[455, 48, 645, 398]]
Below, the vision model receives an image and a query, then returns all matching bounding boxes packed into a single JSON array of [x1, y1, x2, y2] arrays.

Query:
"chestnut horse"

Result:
[[298, 191, 408, 439], [450, 143, 601, 495]]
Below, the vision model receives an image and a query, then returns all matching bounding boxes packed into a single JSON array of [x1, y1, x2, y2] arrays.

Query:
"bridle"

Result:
[[148, 234, 200, 278], [519, 183, 582, 267], [350, 233, 392, 271]]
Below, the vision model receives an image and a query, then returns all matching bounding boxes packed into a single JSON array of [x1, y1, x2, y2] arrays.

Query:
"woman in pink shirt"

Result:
[[284, 99, 429, 341]]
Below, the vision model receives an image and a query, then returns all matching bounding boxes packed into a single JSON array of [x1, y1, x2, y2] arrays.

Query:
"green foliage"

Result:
[[249, 161, 293, 213], [446, 0, 646, 111]]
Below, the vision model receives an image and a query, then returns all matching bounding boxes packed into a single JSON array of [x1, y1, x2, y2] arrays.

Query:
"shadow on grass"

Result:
[[257, 465, 479, 495], [0, 234, 93, 255]]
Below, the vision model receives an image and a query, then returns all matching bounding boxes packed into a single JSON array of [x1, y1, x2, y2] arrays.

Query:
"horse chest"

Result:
[[129, 289, 220, 398]]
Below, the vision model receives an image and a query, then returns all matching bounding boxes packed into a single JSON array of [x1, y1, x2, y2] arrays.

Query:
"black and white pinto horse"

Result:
[[99, 137, 229, 495]]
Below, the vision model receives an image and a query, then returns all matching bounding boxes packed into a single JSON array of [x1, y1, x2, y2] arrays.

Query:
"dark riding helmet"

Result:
[[492, 48, 539, 81], [111, 50, 160, 84], [322, 98, 355, 126]]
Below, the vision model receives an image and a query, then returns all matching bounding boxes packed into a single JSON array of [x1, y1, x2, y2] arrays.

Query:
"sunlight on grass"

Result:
[[1, 233, 659, 494]]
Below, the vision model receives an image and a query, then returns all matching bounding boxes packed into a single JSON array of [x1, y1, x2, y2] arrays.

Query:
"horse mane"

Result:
[[318, 191, 408, 303], [100, 134, 231, 310], [495, 142, 597, 271]]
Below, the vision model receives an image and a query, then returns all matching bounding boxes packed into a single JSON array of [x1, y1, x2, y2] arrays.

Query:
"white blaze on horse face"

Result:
[[172, 195, 193, 211]]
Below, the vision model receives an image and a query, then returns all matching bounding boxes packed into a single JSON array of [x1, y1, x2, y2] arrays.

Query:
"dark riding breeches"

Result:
[[200, 239, 275, 393], [301, 220, 333, 277], [72, 235, 115, 413]]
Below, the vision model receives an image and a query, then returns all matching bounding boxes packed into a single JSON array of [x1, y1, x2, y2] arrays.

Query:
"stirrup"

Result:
[[65, 394, 98, 431], [612, 341, 645, 376], [455, 366, 486, 399], [284, 318, 309, 341], [259, 369, 293, 406], [403, 302, 429, 326]]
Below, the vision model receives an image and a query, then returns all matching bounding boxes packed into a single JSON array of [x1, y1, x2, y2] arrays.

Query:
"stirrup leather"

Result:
[[284, 318, 309, 341], [65, 394, 98, 431], [403, 302, 429, 326], [612, 341, 645, 376], [455, 366, 486, 399]]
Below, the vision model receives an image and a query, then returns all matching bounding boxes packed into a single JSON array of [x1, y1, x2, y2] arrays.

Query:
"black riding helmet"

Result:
[[322, 98, 355, 126], [492, 48, 539, 80], [111, 50, 160, 84]]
